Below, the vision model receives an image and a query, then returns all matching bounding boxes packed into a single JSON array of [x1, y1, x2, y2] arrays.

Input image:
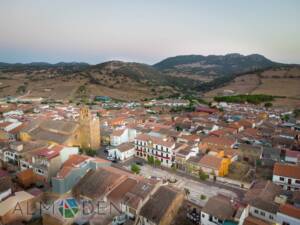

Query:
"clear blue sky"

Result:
[[0, 0, 299, 64]]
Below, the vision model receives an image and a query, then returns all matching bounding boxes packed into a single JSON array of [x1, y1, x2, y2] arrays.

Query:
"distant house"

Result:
[[200, 136, 236, 152], [138, 185, 184, 225], [277, 203, 300, 225], [110, 128, 137, 146], [272, 163, 300, 191], [201, 195, 236, 225], [261, 147, 281, 167], [283, 149, 300, 164], [108, 142, 135, 161], [19, 145, 79, 181], [135, 133, 175, 167], [244, 181, 282, 224], [52, 155, 111, 194], [198, 154, 230, 177]]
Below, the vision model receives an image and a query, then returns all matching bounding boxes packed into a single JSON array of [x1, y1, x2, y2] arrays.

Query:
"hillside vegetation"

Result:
[[0, 54, 298, 104]]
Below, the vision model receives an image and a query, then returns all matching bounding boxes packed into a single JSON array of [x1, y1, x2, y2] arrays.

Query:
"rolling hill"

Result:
[[0, 54, 298, 103], [154, 53, 282, 82]]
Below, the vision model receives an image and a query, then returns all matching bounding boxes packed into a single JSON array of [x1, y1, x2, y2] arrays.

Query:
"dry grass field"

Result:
[[0, 71, 174, 101], [204, 67, 300, 108]]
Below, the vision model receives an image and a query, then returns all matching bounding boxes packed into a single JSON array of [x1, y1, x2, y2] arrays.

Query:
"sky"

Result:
[[0, 0, 299, 64]]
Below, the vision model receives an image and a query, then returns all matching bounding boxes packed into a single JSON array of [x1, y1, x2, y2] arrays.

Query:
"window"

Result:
[[279, 177, 284, 181], [254, 209, 259, 214], [260, 211, 265, 216], [209, 215, 213, 222], [295, 180, 300, 184], [269, 215, 273, 220], [202, 214, 205, 218], [282, 222, 290, 225]]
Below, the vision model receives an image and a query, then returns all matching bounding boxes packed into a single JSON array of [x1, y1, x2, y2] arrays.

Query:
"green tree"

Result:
[[199, 169, 209, 181], [154, 159, 161, 167], [264, 102, 273, 108], [131, 164, 141, 174], [147, 156, 155, 165]]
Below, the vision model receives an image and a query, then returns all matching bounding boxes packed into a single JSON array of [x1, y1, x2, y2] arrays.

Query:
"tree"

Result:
[[81, 148, 97, 157], [154, 159, 161, 167], [264, 102, 273, 108], [199, 169, 209, 181], [131, 164, 141, 174], [147, 156, 155, 165]]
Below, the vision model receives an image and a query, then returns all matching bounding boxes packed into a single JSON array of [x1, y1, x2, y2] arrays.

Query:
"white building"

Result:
[[272, 163, 300, 191], [108, 143, 135, 161], [201, 195, 235, 225], [110, 128, 137, 146], [135, 133, 175, 167], [276, 204, 300, 225]]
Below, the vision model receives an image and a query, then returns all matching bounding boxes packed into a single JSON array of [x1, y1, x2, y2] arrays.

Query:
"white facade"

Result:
[[272, 175, 300, 191], [110, 128, 137, 146], [201, 211, 224, 225], [108, 146, 135, 161], [135, 138, 175, 167], [249, 205, 277, 223], [60, 146, 79, 163], [277, 211, 300, 225]]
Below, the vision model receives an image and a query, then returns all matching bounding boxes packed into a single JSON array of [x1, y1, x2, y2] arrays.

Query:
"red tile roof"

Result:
[[279, 203, 300, 219], [199, 155, 223, 170], [36, 145, 64, 160], [202, 136, 235, 147], [273, 163, 300, 179]]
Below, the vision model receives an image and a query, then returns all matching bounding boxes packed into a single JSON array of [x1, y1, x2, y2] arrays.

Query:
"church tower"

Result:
[[79, 106, 100, 150]]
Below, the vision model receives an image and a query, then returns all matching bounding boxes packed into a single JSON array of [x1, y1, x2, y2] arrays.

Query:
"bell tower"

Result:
[[79, 106, 100, 150]]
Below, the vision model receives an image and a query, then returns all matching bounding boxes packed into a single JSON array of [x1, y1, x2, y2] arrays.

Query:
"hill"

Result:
[[0, 54, 297, 103], [154, 53, 281, 82], [204, 66, 300, 108]]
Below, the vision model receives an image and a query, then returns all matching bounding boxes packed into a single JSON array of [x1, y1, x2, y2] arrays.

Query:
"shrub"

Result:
[[154, 159, 161, 167], [199, 169, 209, 180], [200, 194, 206, 200], [147, 156, 155, 165], [131, 164, 141, 174]]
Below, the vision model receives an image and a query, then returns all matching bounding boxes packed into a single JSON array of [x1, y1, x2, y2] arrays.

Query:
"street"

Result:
[[121, 160, 244, 207]]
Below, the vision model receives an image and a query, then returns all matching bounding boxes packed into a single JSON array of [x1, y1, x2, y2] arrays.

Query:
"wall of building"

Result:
[[277, 212, 300, 225], [249, 206, 276, 223], [273, 175, 300, 191], [200, 212, 223, 225]]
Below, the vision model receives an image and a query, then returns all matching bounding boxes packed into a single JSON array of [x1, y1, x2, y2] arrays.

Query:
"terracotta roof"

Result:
[[273, 163, 300, 179], [202, 136, 235, 147], [202, 195, 235, 220], [111, 129, 125, 136], [63, 154, 90, 167], [279, 203, 300, 219], [107, 178, 138, 206], [136, 133, 175, 148], [199, 155, 223, 170], [117, 142, 134, 152], [139, 185, 183, 224], [285, 149, 300, 158], [243, 216, 272, 225], [35, 145, 63, 160]]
